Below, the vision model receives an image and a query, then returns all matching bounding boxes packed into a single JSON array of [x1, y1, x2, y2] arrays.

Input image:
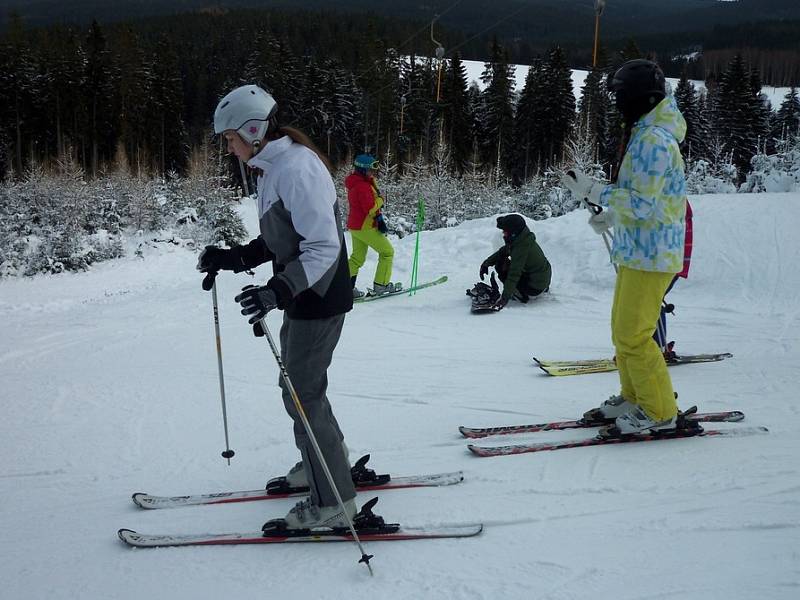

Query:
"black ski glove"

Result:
[[376, 212, 388, 234], [479, 261, 489, 280], [235, 285, 279, 325], [197, 245, 238, 273], [492, 297, 508, 312]]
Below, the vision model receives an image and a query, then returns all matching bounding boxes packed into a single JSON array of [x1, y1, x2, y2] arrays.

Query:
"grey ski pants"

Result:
[[278, 313, 355, 507]]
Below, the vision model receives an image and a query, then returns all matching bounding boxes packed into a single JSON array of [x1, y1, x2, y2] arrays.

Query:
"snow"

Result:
[[2, 193, 800, 598], [462, 59, 795, 110]]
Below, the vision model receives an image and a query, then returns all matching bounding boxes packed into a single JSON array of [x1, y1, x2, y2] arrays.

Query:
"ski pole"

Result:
[[257, 317, 375, 575], [409, 198, 425, 295], [204, 272, 235, 464], [581, 197, 617, 273]]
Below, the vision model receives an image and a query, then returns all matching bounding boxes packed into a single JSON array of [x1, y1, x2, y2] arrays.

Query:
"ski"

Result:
[[467, 425, 768, 457], [354, 275, 448, 303], [534, 353, 733, 376], [133, 469, 463, 510], [459, 409, 745, 439], [120, 496, 482, 548], [118, 524, 483, 548]]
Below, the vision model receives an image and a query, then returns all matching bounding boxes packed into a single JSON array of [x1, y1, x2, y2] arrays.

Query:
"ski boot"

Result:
[[582, 394, 634, 425], [262, 497, 358, 534], [369, 282, 402, 296], [265, 452, 389, 495], [599, 404, 678, 439], [265, 442, 350, 494], [261, 497, 398, 537], [663, 341, 677, 363], [353, 287, 365, 299]]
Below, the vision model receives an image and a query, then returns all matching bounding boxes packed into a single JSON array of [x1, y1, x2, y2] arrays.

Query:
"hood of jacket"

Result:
[[635, 95, 687, 145]]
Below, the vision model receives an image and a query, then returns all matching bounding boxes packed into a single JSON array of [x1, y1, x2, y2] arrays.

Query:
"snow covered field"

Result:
[[2, 193, 799, 599]]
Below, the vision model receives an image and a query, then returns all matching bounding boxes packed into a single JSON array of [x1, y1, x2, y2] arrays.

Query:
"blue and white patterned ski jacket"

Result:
[[600, 96, 688, 273]]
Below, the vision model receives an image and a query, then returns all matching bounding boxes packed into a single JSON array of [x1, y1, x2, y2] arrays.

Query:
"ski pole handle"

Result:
[[202, 270, 217, 291]]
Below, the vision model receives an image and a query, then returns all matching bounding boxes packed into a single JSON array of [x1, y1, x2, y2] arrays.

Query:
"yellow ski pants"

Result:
[[612, 266, 678, 421], [348, 228, 394, 286]]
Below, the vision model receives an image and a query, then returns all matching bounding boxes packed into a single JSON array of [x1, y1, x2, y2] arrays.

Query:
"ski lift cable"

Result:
[[352, 0, 463, 83], [365, 0, 533, 102]]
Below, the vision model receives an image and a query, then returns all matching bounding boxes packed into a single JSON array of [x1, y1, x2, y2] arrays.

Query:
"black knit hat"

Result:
[[496, 214, 527, 236]]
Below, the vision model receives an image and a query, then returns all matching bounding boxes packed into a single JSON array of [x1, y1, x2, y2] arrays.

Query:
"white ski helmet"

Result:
[[213, 84, 277, 147]]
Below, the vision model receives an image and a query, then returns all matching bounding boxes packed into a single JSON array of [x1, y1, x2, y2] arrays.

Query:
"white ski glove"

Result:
[[588, 210, 613, 235], [560, 169, 604, 208]]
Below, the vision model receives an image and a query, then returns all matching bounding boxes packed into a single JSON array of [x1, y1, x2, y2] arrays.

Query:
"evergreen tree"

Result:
[[618, 39, 642, 64], [749, 69, 773, 155], [40, 28, 86, 160], [148, 36, 188, 175], [674, 70, 708, 160], [82, 21, 117, 176], [539, 46, 575, 170], [0, 13, 40, 175], [320, 60, 362, 165], [297, 57, 329, 147], [398, 53, 434, 164], [479, 37, 515, 177], [715, 54, 763, 178], [465, 82, 484, 173], [512, 58, 547, 182], [442, 53, 473, 175], [577, 65, 610, 167], [774, 87, 800, 140], [113, 27, 152, 173]]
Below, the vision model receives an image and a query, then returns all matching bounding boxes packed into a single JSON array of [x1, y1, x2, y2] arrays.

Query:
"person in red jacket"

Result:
[[345, 154, 402, 298], [654, 200, 693, 358]]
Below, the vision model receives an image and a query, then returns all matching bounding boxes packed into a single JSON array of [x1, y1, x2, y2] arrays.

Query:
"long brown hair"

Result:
[[269, 126, 334, 174], [610, 122, 633, 184]]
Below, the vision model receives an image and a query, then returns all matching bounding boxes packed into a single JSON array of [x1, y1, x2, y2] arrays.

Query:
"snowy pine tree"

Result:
[[674, 71, 708, 160], [479, 38, 515, 177], [442, 53, 473, 175], [774, 87, 800, 140], [577, 66, 611, 168]]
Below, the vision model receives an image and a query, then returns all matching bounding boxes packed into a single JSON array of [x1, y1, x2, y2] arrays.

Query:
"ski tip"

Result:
[[131, 493, 148, 509], [466, 444, 487, 457], [118, 528, 136, 544]]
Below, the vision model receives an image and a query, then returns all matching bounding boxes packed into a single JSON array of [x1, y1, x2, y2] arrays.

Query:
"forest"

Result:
[[0, 5, 799, 277]]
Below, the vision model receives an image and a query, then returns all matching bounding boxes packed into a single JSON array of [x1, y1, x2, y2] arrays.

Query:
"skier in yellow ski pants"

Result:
[[561, 59, 688, 435], [612, 266, 677, 421]]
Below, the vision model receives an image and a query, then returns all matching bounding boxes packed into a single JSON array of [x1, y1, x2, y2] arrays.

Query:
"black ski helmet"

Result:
[[496, 214, 527, 237], [608, 59, 666, 123]]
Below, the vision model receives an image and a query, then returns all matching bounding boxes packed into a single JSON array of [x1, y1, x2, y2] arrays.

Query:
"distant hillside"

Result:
[[3, 0, 800, 42], [1, 0, 799, 83]]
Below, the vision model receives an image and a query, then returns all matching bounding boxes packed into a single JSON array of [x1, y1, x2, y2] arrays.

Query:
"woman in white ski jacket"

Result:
[[197, 85, 359, 531]]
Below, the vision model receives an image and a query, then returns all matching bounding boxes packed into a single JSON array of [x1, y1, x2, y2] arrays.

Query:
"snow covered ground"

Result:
[[2, 193, 799, 599]]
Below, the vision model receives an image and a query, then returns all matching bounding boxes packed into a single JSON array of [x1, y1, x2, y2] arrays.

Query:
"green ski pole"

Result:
[[409, 198, 425, 295]]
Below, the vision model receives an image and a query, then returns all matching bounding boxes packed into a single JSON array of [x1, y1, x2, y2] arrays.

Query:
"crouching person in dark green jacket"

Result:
[[480, 214, 551, 311]]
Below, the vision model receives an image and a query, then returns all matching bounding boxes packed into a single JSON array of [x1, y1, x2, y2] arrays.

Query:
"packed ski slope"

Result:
[[2, 193, 799, 599]]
